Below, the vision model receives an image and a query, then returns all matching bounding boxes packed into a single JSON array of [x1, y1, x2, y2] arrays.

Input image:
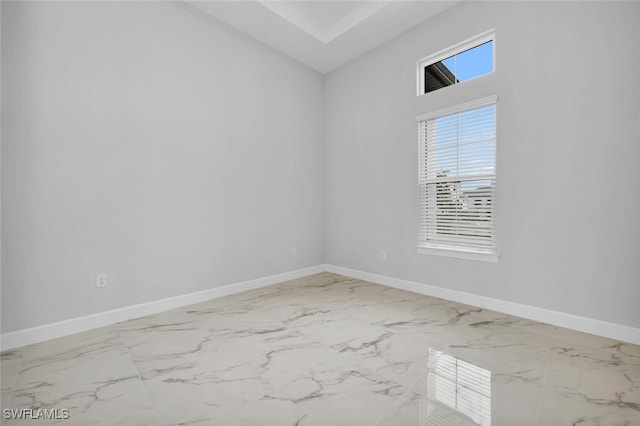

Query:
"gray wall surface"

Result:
[[324, 1, 640, 328], [1, 1, 325, 332], [3, 1, 639, 335]]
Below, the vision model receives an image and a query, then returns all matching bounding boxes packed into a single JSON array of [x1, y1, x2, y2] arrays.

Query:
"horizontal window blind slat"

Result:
[[419, 232, 495, 244], [419, 101, 497, 253], [421, 174, 495, 184]]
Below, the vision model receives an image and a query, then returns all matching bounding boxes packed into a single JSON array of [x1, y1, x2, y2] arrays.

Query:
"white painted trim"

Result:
[[324, 264, 640, 346], [419, 29, 495, 70], [0, 265, 324, 351], [417, 246, 499, 263], [417, 29, 495, 96], [416, 94, 497, 122], [4, 263, 638, 350]]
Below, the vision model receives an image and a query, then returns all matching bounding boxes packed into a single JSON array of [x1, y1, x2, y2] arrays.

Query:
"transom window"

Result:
[[418, 30, 494, 95], [417, 96, 497, 261]]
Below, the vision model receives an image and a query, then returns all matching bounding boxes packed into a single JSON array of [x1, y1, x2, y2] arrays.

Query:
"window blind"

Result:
[[418, 98, 496, 253]]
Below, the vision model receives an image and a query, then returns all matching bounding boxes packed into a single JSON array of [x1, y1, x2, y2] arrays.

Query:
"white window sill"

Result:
[[417, 245, 499, 263]]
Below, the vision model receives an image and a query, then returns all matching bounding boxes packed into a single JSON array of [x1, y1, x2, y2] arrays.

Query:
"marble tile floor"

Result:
[[1, 272, 639, 425]]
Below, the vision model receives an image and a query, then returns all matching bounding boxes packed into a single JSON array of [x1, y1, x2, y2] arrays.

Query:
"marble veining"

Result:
[[1, 272, 638, 425]]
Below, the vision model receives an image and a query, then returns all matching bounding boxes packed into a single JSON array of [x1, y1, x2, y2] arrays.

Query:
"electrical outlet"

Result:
[[291, 247, 297, 256], [380, 250, 387, 260], [96, 273, 108, 288]]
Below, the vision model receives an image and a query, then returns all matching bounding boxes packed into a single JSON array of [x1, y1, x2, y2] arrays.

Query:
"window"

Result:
[[418, 30, 494, 95], [417, 96, 497, 262]]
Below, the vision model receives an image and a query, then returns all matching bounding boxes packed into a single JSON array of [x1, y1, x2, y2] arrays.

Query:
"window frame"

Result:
[[416, 95, 499, 263], [417, 29, 496, 96]]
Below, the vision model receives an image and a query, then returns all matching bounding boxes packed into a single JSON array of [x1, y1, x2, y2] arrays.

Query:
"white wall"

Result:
[[1, 1, 324, 333], [0, 0, 3, 336], [325, 1, 640, 328], [3, 1, 639, 338]]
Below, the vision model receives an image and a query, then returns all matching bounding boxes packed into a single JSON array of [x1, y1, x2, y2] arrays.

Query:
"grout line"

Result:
[[325, 265, 640, 345], [115, 326, 162, 426], [1, 265, 326, 351], [6, 353, 24, 408], [533, 348, 552, 426], [374, 366, 429, 425]]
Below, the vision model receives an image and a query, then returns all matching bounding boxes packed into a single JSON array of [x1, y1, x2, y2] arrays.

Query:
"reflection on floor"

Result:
[[1, 273, 639, 425], [428, 349, 492, 426]]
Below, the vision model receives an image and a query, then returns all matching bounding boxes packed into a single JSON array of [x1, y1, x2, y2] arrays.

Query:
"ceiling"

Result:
[[186, 1, 459, 73]]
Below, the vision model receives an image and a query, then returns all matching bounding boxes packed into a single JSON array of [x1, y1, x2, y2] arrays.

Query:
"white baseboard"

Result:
[[3, 263, 638, 350], [0, 265, 325, 351], [324, 264, 640, 346]]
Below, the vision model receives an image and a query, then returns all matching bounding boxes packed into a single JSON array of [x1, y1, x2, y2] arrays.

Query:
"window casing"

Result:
[[418, 30, 495, 96], [417, 96, 498, 261]]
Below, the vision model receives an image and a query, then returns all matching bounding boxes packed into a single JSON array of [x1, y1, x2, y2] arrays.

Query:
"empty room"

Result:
[[1, 0, 639, 425]]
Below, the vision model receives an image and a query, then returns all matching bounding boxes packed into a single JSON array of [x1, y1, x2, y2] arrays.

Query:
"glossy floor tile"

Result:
[[1, 272, 638, 425]]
